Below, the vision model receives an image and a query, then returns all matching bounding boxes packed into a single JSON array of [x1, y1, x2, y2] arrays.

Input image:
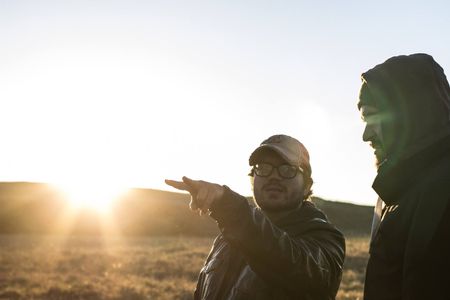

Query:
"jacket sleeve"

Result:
[[209, 186, 345, 297]]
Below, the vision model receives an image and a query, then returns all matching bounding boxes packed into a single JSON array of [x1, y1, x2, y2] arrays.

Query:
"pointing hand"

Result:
[[165, 176, 225, 215]]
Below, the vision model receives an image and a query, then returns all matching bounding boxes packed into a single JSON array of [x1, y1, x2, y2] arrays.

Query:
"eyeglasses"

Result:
[[252, 163, 303, 179]]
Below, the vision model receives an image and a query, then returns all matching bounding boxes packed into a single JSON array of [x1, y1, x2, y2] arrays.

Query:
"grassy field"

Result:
[[0, 234, 369, 300]]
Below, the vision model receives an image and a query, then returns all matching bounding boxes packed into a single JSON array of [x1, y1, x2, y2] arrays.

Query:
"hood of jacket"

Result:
[[359, 53, 450, 164]]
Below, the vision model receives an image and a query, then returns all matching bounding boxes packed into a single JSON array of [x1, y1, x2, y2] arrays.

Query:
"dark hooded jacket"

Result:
[[359, 53, 450, 300], [193, 187, 345, 300]]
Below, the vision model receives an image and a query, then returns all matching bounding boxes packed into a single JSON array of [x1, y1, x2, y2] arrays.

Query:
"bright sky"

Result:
[[1, 0, 449, 206]]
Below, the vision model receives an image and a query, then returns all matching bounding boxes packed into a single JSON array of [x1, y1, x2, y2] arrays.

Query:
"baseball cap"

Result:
[[249, 134, 311, 175]]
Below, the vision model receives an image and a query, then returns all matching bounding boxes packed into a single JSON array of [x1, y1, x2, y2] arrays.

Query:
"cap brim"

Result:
[[249, 145, 296, 166]]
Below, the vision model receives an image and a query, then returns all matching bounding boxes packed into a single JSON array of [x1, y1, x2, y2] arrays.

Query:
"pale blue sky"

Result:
[[1, 0, 449, 206]]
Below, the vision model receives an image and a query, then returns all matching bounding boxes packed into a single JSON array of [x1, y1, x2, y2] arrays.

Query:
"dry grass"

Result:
[[0, 234, 369, 299], [337, 236, 369, 300]]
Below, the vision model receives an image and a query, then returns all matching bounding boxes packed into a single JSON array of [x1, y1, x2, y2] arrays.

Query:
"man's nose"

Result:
[[268, 167, 283, 180]]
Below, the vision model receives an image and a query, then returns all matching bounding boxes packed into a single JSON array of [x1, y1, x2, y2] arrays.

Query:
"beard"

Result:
[[253, 189, 303, 212], [371, 140, 387, 168], [374, 149, 387, 169]]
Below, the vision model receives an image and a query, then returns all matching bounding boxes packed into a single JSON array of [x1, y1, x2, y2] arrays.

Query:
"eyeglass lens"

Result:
[[254, 163, 298, 179]]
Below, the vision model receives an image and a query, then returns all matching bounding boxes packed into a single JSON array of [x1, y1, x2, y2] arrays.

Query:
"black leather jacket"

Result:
[[194, 187, 345, 300]]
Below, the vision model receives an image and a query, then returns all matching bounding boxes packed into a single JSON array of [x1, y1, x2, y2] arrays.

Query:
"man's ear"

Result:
[[303, 178, 313, 198], [249, 175, 255, 191]]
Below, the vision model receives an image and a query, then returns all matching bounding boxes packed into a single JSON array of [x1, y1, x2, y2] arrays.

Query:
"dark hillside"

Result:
[[0, 182, 372, 236], [312, 197, 373, 236]]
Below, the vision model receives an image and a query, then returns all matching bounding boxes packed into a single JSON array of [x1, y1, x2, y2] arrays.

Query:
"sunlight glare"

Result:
[[55, 181, 127, 214]]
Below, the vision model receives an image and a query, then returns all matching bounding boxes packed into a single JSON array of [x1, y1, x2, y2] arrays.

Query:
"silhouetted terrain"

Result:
[[0, 182, 373, 236]]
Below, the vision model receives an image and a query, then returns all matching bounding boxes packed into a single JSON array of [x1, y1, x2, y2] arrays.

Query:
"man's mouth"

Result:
[[264, 185, 284, 193], [370, 142, 384, 154], [369, 141, 381, 150]]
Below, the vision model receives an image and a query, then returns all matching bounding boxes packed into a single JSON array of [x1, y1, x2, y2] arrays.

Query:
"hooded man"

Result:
[[166, 134, 345, 299], [358, 53, 450, 299]]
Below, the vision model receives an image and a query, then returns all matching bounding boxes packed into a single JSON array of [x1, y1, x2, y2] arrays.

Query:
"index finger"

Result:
[[165, 179, 194, 193]]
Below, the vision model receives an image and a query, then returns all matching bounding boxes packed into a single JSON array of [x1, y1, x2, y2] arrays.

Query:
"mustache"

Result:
[[369, 139, 382, 149], [263, 181, 285, 191]]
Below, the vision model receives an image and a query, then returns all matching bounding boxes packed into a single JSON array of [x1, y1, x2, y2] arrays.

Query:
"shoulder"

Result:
[[301, 201, 328, 220], [404, 159, 450, 265], [279, 201, 343, 238]]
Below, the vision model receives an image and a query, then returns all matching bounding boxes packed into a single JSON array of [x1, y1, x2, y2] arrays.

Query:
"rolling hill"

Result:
[[0, 182, 373, 237]]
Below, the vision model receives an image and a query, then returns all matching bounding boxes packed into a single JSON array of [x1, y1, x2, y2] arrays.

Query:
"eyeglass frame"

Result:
[[249, 163, 304, 179]]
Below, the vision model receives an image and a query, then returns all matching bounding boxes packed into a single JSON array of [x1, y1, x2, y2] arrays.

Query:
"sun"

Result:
[[54, 181, 128, 214]]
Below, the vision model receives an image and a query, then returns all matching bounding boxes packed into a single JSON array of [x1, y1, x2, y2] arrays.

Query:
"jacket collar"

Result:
[[272, 201, 326, 228], [373, 128, 450, 205]]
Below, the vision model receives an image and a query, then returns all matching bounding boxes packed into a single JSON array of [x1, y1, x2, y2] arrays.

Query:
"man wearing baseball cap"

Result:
[[166, 134, 345, 299]]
